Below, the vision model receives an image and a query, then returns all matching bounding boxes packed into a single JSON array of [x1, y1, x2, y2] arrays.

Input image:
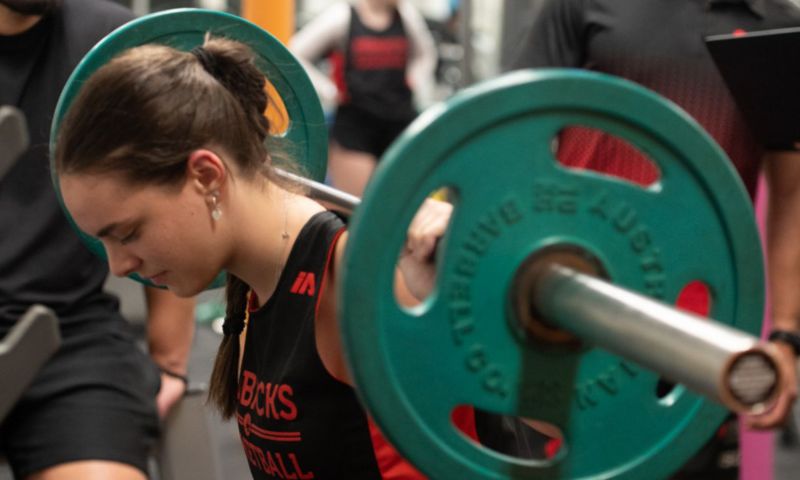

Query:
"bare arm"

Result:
[[289, 2, 350, 110], [145, 286, 196, 418], [766, 151, 800, 332], [398, 0, 437, 110], [320, 199, 451, 385], [748, 150, 800, 428]]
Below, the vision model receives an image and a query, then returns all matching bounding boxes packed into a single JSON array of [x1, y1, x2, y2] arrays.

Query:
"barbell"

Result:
[[49, 9, 778, 480]]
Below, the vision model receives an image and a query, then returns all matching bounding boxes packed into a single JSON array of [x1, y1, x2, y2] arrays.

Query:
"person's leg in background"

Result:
[[328, 104, 412, 197], [0, 326, 161, 480], [328, 141, 377, 198]]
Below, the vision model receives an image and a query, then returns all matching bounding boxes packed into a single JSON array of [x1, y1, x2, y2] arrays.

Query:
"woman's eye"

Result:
[[120, 231, 138, 245]]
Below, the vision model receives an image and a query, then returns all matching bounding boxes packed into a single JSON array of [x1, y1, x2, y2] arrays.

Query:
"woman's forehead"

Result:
[[60, 173, 145, 231]]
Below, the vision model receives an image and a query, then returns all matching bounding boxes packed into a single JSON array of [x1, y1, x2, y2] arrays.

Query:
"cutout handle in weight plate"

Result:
[[49, 8, 327, 288], [341, 69, 764, 479]]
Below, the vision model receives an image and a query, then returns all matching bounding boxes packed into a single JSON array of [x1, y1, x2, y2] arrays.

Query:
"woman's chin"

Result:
[[166, 281, 204, 298], [161, 271, 222, 297]]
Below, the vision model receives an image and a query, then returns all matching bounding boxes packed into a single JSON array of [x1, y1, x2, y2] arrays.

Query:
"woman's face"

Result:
[[60, 171, 227, 297]]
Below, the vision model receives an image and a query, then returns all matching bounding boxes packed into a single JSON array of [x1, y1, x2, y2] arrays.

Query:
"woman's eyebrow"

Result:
[[95, 222, 121, 238]]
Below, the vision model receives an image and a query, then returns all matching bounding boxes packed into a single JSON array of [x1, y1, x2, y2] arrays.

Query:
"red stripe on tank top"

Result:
[[330, 51, 349, 103], [236, 413, 302, 442]]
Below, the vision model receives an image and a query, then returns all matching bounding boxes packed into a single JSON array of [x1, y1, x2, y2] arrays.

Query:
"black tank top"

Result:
[[340, 5, 415, 121], [236, 211, 423, 479]]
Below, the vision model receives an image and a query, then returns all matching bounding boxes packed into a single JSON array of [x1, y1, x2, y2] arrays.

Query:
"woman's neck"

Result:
[[357, 0, 396, 30], [227, 183, 325, 307]]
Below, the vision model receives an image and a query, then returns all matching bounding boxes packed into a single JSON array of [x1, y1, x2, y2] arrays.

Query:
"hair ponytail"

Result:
[[208, 274, 251, 418], [190, 37, 287, 416], [190, 37, 293, 186], [192, 37, 270, 145]]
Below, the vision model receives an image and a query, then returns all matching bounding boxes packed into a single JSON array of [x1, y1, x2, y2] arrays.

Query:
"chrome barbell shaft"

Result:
[[531, 264, 780, 413], [280, 168, 781, 413], [275, 168, 360, 214]]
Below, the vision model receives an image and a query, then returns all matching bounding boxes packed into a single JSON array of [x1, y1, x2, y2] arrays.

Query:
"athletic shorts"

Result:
[[331, 105, 415, 159], [0, 326, 161, 478]]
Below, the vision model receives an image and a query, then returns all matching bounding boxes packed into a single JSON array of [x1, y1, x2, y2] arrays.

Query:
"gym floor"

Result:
[[175, 315, 252, 479], [2, 276, 800, 479]]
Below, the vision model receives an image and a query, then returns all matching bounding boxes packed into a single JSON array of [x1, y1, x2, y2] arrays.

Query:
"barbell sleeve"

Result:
[[280, 167, 781, 414], [530, 264, 781, 414]]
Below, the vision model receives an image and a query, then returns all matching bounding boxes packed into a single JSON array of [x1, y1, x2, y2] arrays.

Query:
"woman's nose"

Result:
[[105, 243, 141, 278]]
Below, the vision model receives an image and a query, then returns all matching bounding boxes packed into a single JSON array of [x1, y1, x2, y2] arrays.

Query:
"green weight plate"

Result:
[[341, 69, 764, 479], [49, 8, 327, 288]]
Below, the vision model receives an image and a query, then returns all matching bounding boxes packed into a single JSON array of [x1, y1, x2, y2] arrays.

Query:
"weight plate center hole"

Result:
[[511, 244, 608, 349]]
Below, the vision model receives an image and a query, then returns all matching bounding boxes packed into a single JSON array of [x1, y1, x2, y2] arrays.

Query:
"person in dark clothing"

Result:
[[53, 34, 469, 479], [505, 0, 800, 477], [0, 1, 195, 478], [290, 0, 437, 196]]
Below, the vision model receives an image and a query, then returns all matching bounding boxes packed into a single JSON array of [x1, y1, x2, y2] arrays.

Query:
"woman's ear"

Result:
[[186, 148, 227, 194]]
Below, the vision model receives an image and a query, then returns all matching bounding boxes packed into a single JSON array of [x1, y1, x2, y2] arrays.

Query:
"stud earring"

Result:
[[210, 192, 222, 221]]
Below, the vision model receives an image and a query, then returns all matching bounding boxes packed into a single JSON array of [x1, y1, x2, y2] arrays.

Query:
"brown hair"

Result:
[[56, 35, 290, 419]]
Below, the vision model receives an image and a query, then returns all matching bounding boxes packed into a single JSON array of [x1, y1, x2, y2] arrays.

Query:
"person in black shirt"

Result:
[[0, 1, 195, 478], [290, 0, 437, 197], [506, 0, 800, 477]]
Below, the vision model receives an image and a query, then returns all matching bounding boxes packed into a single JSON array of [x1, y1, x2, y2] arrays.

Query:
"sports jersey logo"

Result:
[[239, 371, 298, 421], [290, 271, 316, 296]]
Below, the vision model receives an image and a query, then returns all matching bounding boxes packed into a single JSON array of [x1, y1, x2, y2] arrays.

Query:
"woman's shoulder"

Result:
[[317, 2, 353, 28]]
